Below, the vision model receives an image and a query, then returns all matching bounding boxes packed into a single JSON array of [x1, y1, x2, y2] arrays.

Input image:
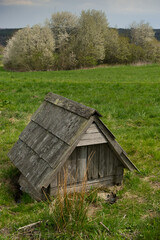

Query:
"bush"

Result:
[[3, 25, 55, 71], [78, 56, 97, 67], [53, 50, 78, 70], [128, 43, 145, 63]]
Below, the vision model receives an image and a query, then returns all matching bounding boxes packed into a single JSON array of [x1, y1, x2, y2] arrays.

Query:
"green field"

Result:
[[0, 64, 160, 239]]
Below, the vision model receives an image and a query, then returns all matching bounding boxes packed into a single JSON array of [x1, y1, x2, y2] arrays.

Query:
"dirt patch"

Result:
[[151, 182, 160, 190], [141, 211, 158, 220], [9, 117, 19, 123], [87, 204, 101, 218], [123, 192, 145, 203], [0, 227, 10, 236], [143, 176, 155, 182], [143, 176, 160, 190]]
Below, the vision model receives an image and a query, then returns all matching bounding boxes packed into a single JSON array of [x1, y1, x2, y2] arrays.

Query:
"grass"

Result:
[[0, 64, 160, 239]]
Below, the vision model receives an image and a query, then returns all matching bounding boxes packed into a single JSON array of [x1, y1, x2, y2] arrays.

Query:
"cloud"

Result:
[[1, 0, 160, 13], [0, 0, 51, 6], [108, 0, 160, 14], [69, 0, 160, 15]]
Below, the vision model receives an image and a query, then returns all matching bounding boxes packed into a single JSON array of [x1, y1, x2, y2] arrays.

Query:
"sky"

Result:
[[0, 0, 160, 29]]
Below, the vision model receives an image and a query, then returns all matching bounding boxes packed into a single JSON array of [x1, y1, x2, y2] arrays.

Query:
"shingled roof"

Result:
[[8, 93, 138, 196]]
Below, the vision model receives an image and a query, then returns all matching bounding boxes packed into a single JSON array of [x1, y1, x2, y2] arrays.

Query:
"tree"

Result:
[[104, 29, 119, 63], [104, 29, 132, 64], [130, 21, 155, 47], [3, 25, 55, 71], [130, 21, 160, 63], [48, 11, 78, 70], [76, 10, 109, 67], [49, 11, 78, 51]]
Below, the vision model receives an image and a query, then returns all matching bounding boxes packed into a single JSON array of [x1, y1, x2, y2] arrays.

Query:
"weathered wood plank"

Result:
[[42, 116, 95, 189], [70, 149, 77, 183], [42, 140, 68, 168], [77, 123, 107, 147], [94, 117, 138, 171], [8, 139, 28, 163], [79, 132, 105, 141], [45, 92, 102, 119], [99, 144, 106, 178], [19, 120, 68, 169], [50, 175, 57, 188], [93, 145, 99, 179], [87, 145, 93, 180], [76, 146, 87, 182], [50, 174, 123, 195], [8, 139, 52, 190], [19, 174, 43, 201], [32, 101, 87, 145], [65, 155, 72, 185], [64, 149, 78, 185], [87, 145, 99, 180], [104, 144, 109, 176], [77, 133, 107, 146], [85, 123, 99, 133]]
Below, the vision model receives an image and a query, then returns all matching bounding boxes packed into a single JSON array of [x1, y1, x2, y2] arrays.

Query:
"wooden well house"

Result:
[[8, 93, 138, 200]]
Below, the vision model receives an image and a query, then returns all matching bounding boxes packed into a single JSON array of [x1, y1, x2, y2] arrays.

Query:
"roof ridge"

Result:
[[45, 92, 102, 119]]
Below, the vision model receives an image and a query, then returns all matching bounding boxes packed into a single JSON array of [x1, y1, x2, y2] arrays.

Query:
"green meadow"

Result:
[[0, 64, 160, 239]]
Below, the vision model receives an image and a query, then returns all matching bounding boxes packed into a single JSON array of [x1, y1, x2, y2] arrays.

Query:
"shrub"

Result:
[[3, 25, 55, 71], [128, 43, 145, 63], [78, 56, 97, 67]]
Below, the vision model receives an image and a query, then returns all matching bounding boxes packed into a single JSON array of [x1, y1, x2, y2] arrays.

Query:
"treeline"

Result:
[[1, 28, 160, 47], [118, 28, 160, 41], [0, 29, 20, 46], [2, 10, 160, 71]]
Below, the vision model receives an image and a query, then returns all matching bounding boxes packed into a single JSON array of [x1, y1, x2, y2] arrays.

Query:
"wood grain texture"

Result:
[[45, 92, 102, 119], [94, 117, 138, 171], [19, 174, 43, 201], [19, 120, 68, 168], [42, 116, 95, 188], [77, 124, 107, 147], [76, 146, 87, 182], [32, 101, 87, 145], [50, 174, 123, 196], [8, 139, 52, 189], [87, 145, 99, 180], [99, 144, 106, 178], [77, 123, 107, 145]]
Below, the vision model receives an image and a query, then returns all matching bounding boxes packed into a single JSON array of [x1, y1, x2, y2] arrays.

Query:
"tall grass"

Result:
[[44, 151, 96, 233], [48, 172, 88, 232]]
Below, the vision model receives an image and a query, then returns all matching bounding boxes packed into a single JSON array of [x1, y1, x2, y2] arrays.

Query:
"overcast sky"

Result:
[[0, 0, 159, 29]]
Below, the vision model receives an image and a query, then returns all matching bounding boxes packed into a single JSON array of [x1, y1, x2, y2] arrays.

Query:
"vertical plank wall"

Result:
[[51, 143, 123, 190]]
